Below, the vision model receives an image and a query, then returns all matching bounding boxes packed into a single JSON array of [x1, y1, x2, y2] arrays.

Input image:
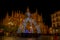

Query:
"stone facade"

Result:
[[2, 7, 48, 33]]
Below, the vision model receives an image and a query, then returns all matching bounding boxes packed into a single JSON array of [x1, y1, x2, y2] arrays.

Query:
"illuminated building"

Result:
[[49, 11, 60, 40], [50, 11, 60, 34], [2, 7, 48, 33], [51, 11, 60, 28]]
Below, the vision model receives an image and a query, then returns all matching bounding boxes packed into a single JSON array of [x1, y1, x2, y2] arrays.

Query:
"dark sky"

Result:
[[0, 0, 60, 27]]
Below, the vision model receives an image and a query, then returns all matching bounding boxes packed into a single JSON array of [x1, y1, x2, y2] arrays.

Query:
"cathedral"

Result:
[[2, 7, 48, 34]]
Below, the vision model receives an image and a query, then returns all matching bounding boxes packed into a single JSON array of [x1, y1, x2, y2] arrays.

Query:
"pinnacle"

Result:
[[26, 7, 30, 12], [36, 9, 38, 14]]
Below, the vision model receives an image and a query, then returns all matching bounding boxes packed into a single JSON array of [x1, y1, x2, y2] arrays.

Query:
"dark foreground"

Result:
[[0, 33, 60, 40]]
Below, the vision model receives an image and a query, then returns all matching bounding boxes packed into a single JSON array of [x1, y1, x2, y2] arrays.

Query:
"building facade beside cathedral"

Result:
[[49, 11, 60, 34], [49, 11, 60, 40]]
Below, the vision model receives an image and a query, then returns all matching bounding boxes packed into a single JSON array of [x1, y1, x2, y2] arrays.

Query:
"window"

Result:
[[56, 14, 58, 17], [56, 13, 60, 16], [53, 20, 55, 23], [56, 18, 60, 22], [52, 16, 54, 19], [57, 23, 60, 27], [53, 29, 55, 34], [53, 24, 55, 27], [56, 29, 58, 33]]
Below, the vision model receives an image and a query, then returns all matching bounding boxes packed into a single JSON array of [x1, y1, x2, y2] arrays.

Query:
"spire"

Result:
[[25, 7, 31, 17], [16, 10, 18, 15], [6, 12, 9, 18], [17, 10, 18, 13], [14, 10, 16, 17], [19, 10, 20, 14], [35, 9, 38, 14], [12, 10, 13, 17], [16, 10, 19, 17], [26, 7, 30, 12], [35, 9, 38, 18]]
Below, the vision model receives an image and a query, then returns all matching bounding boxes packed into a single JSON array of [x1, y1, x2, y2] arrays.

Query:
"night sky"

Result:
[[0, 0, 60, 27]]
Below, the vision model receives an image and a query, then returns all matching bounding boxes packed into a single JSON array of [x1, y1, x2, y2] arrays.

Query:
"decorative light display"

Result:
[[17, 11, 41, 33]]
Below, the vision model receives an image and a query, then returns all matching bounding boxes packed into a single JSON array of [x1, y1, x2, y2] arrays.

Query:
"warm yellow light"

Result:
[[3, 8, 47, 33], [56, 29, 58, 32], [30, 26, 33, 29], [20, 18, 22, 21], [8, 22, 14, 25], [49, 27, 53, 33]]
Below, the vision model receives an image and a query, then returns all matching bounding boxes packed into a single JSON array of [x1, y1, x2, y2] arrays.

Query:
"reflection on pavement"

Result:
[[27, 38, 36, 40], [3, 37, 36, 40], [1, 36, 60, 40]]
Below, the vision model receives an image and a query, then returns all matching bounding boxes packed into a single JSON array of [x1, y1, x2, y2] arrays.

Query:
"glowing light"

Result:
[[56, 29, 58, 32], [8, 22, 14, 25], [17, 12, 41, 33], [20, 18, 22, 21], [26, 12, 31, 17], [30, 26, 32, 29]]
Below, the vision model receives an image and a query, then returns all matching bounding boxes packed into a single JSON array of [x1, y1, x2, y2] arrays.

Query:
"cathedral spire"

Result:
[[19, 10, 20, 14], [26, 7, 30, 12], [25, 7, 31, 17], [17, 10, 19, 17], [17, 10, 18, 13], [35, 9, 38, 14], [14, 10, 17, 17], [12, 10, 13, 17], [6, 12, 9, 18], [35, 9, 38, 19]]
